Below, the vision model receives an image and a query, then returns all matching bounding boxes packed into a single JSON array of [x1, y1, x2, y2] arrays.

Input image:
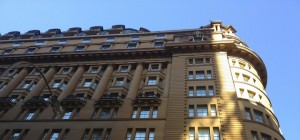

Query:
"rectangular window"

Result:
[[22, 80, 31, 89], [81, 38, 91, 43], [104, 129, 111, 140], [106, 37, 115, 42], [51, 46, 61, 52], [101, 44, 111, 50], [189, 128, 195, 140], [120, 66, 129, 72], [90, 67, 99, 73], [155, 34, 166, 39], [92, 80, 99, 90], [2, 49, 13, 54], [131, 36, 140, 41], [12, 42, 22, 47], [100, 108, 111, 119], [62, 109, 73, 119], [197, 106, 208, 117], [188, 87, 194, 96], [147, 77, 157, 85], [24, 110, 36, 120], [52, 80, 62, 88], [149, 129, 155, 140], [189, 105, 194, 117], [26, 47, 36, 53], [150, 64, 159, 71], [153, 42, 164, 47], [195, 58, 204, 65], [205, 58, 211, 64], [60, 81, 68, 91], [126, 129, 132, 140], [83, 79, 92, 87], [112, 108, 118, 118], [261, 133, 271, 140], [196, 71, 205, 80], [75, 46, 85, 51], [58, 39, 67, 44], [196, 86, 206, 96], [91, 129, 103, 140], [11, 129, 21, 140], [207, 70, 212, 79], [115, 78, 124, 86], [132, 107, 138, 118], [50, 129, 61, 140], [188, 71, 194, 80], [35, 41, 44, 45], [135, 129, 146, 140], [61, 67, 70, 74], [198, 128, 210, 140], [213, 128, 220, 140], [251, 131, 258, 140], [127, 43, 137, 49], [152, 107, 158, 118], [254, 110, 264, 123], [140, 107, 150, 118], [211, 105, 217, 116], [82, 129, 90, 140], [188, 59, 193, 65], [208, 86, 214, 96]]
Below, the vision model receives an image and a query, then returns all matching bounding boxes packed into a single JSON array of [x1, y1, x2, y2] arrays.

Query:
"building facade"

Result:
[[0, 21, 284, 140]]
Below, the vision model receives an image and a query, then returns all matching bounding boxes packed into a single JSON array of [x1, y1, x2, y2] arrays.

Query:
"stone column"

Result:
[[92, 65, 114, 100], [57, 66, 85, 100], [24, 67, 56, 100], [127, 63, 143, 98], [0, 68, 29, 97], [163, 62, 172, 97]]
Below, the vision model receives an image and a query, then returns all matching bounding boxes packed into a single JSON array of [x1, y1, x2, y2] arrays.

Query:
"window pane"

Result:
[[211, 105, 217, 116], [152, 107, 158, 118], [198, 128, 210, 140], [91, 129, 103, 140], [196, 86, 206, 96], [188, 71, 194, 80], [147, 77, 157, 85], [196, 71, 205, 79], [132, 108, 138, 118], [188, 87, 194, 96], [189, 128, 195, 140], [197, 106, 208, 117], [207, 70, 212, 79], [100, 108, 111, 119], [189, 105, 194, 117], [213, 128, 220, 140], [208, 86, 214, 96], [135, 129, 146, 140], [140, 107, 150, 118], [149, 129, 155, 140]]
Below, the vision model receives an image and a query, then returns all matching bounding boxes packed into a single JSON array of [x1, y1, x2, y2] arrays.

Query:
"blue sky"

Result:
[[0, 0, 299, 139]]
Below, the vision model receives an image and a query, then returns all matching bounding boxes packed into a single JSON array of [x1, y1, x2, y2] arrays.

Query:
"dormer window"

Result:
[[2, 49, 13, 55], [35, 41, 44, 46], [106, 37, 115, 42], [74, 46, 85, 51], [12, 42, 22, 47], [127, 43, 137, 49], [26, 47, 36, 54], [81, 38, 91, 43], [130, 36, 140, 41], [58, 39, 67, 44], [155, 34, 166, 39]]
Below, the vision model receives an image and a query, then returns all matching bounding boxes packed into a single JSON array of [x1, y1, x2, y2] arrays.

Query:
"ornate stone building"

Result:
[[0, 21, 284, 140]]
